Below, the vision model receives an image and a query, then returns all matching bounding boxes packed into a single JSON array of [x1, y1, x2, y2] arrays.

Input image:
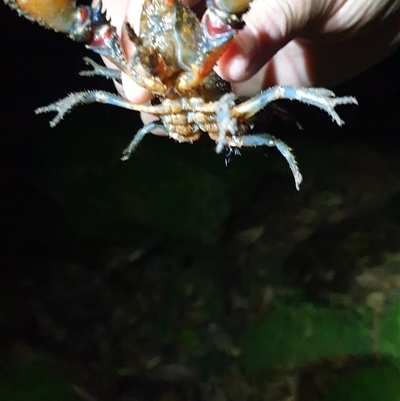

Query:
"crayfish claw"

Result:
[[206, 0, 249, 29]]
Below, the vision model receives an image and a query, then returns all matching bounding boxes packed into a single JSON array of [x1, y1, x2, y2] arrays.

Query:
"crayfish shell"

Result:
[[4, 0, 78, 34]]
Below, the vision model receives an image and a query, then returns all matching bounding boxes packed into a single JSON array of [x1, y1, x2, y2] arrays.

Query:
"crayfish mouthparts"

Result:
[[5, 0, 357, 190]]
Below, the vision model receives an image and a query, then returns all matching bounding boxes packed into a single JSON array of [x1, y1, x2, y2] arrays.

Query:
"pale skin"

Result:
[[95, 0, 400, 105]]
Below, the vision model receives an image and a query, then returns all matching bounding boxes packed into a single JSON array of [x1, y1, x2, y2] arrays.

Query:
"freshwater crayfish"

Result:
[[4, 0, 357, 190]]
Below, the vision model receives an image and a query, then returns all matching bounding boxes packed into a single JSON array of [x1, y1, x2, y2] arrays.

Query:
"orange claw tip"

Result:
[[7, 0, 78, 33]]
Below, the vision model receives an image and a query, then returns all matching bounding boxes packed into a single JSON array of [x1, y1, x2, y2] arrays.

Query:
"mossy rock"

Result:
[[323, 364, 400, 401], [240, 301, 400, 372], [0, 353, 78, 401], [31, 114, 277, 244]]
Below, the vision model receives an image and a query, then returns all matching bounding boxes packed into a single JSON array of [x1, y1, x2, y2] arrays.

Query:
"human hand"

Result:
[[96, 0, 400, 101]]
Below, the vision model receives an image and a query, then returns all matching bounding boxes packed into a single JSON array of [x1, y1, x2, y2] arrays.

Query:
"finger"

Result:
[[121, 71, 155, 104], [141, 112, 168, 136], [216, 0, 325, 82], [94, 0, 154, 104], [122, 0, 156, 103]]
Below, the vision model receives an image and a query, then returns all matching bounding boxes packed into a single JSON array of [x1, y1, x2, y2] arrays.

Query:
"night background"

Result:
[[0, 2, 399, 401]]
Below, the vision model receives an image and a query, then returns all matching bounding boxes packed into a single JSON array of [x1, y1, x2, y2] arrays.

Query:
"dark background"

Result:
[[1, 2, 399, 401]]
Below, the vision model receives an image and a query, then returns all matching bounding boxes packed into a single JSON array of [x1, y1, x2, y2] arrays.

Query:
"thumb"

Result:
[[217, 0, 328, 82]]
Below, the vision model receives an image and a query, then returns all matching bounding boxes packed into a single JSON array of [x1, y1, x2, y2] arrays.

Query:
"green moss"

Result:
[[240, 302, 400, 372]]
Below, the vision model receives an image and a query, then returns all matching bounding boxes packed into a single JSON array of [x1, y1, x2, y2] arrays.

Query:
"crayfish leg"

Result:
[[121, 122, 168, 161], [35, 91, 155, 127], [240, 134, 303, 191], [79, 57, 122, 81], [234, 86, 357, 125]]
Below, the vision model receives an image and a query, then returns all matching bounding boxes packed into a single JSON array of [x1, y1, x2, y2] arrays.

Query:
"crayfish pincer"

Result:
[[4, 0, 357, 190]]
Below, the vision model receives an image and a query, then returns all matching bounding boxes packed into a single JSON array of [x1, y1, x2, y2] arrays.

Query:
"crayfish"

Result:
[[4, 0, 357, 190]]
